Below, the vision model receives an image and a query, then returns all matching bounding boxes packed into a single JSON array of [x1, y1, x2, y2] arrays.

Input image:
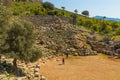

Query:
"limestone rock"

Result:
[[40, 75, 47, 80], [74, 53, 78, 56]]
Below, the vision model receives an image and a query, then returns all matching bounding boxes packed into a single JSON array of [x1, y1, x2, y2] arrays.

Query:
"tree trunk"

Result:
[[13, 58, 17, 69], [13, 58, 17, 74], [0, 55, 1, 63]]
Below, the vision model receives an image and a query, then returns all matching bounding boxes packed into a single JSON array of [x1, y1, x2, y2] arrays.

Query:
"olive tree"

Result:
[[4, 18, 38, 68], [0, 5, 12, 53], [0, 5, 42, 71]]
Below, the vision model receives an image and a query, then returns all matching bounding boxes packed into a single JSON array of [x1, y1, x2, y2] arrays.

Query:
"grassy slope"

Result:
[[6, 2, 120, 56], [8, 2, 120, 41]]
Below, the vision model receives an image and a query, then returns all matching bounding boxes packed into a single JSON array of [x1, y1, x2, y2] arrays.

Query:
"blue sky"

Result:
[[43, 0, 120, 18]]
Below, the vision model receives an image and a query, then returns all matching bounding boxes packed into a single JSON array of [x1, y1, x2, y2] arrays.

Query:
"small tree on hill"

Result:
[[61, 6, 65, 15], [74, 9, 78, 14], [61, 6, 65, 11], [103, 16, 106, 20]]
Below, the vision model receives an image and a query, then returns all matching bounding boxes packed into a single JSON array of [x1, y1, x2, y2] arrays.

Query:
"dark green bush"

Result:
[[48, 10, 58, 15], [29, 49, 42, 62], [43, 2, 54, 10]]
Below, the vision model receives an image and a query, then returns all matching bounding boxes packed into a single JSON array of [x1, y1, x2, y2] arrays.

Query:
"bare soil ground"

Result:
[[40, 54, 120, 80]]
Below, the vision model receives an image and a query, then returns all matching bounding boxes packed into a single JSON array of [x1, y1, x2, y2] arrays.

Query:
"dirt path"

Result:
[[40, 54, 120, 80]]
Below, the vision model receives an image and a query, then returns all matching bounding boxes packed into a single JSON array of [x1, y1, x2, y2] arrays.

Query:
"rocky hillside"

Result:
[[0, 15, 101, 80], [1, 15, 120, 80], [26, 15, 120, 58], [26, 15, 100, 56]]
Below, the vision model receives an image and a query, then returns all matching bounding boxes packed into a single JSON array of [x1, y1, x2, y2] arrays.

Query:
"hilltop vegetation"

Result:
[[3, 1, 120, 41]]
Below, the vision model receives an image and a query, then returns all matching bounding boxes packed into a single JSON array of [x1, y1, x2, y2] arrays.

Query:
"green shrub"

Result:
[[8, 2, 46, 15], [29, 48, 42, 62], [48, 10, 58, 15], [43, 2, 54, 10]]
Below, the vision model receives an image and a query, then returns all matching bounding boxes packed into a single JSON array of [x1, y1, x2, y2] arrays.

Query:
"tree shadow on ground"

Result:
[[0, 61, 25, 77]]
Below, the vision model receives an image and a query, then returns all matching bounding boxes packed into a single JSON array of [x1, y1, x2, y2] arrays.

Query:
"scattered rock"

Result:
[[34, 72, 40, 77], [34, 68, 39, 73], [40, 75, 47, 80], [74, 53, 78, 56]]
